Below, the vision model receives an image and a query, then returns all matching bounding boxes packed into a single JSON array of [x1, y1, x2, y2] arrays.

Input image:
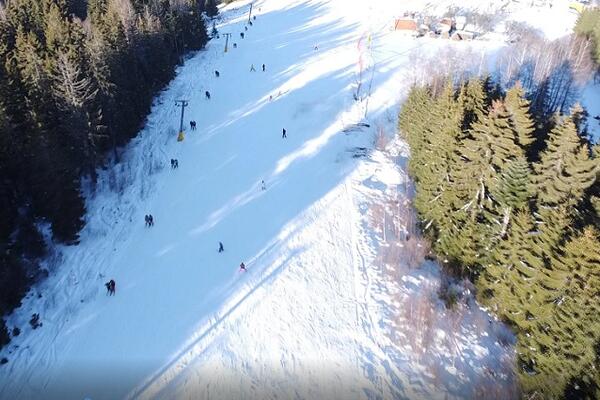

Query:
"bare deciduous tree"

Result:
[[375, 126, 389, 151], [52, 52, 98, 110], [497, 31, 595, 114], [109, 0, 136, 38]]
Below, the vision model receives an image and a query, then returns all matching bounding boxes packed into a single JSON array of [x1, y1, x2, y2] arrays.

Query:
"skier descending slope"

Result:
[[105, 280, 116, 296]]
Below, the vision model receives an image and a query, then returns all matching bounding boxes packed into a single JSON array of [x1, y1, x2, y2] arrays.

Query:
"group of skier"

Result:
[[249, 63, 266, 72], [144, 214, 155, 227], [107, 12, 277, 297], [105, 279, 116, 296]]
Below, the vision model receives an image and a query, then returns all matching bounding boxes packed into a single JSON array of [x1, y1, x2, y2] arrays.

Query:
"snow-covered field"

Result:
[[0, 0, 585, 399]]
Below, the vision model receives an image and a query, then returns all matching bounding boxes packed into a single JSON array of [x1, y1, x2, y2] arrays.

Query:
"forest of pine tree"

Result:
[[0, 0, 211, 346], [399, 78, 600, 398]]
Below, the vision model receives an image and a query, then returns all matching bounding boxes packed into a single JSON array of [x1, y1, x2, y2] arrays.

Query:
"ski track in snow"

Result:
[[0, 0, 579, 399]]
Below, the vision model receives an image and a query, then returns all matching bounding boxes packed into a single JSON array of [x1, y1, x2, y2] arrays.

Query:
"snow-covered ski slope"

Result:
[[0, 0, 580, 399]]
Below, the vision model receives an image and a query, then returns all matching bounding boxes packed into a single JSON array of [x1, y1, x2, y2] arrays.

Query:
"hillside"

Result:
[[0, 0, 589, 399]]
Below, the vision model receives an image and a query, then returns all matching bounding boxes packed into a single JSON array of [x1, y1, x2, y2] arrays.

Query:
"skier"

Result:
[[174, 159, 179, 169], [170, 159, 175, 169], [144, 215, 150, 227], [105, 280, 115, 295], [250, 64, 256, 72], [215, 70, 220, 78], [233, 43, 237, 48], [239, 262, 247, 272], [282, 128, 287, 138], [218, 242, 224, 253], [269, 95, 273, 101], [314, 44, 318, 50], [205, 91, 211, 100], [148, 214, 154, 227], [253, 15, 256, 20], [245, 26, 248, 31], [262, 63, 266, 72], [261, 180, 266, 190], [240, 32, 245, 39]]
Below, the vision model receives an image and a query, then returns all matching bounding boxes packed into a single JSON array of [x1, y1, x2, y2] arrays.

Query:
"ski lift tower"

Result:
[[175, 99, 189, 141], [223, 32, 232, 53], [248, 2, 253, 23]]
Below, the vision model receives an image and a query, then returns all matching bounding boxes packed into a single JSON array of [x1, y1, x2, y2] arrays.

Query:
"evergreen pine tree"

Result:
[[452, 99, 524, 240], [204, 0, 218, 17], [412, 81, 461, 231], [505, 81, 535, 150], [532, 205, 572, 266], [532, 115, 598, 207], [399, 85, 432, 177], [480, 211, 547, 335], [460, 78, 487, 131], [494, 156, 531, 237], [495, 156, 531, 210], [519, 227, 600, 397], [464, 100, 524, 173]]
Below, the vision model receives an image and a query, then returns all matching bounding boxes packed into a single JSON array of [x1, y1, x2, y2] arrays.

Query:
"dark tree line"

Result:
[[399, 78, 600, 399], [0, 0, 209, 346]]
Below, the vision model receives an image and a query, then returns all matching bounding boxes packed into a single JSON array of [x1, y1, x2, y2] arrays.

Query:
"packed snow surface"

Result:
[[0, 0, 583, 399]]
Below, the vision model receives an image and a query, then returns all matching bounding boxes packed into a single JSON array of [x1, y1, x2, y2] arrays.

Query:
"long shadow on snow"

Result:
[[123, 1, 403, 398], [130, 245, 308, 399]]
